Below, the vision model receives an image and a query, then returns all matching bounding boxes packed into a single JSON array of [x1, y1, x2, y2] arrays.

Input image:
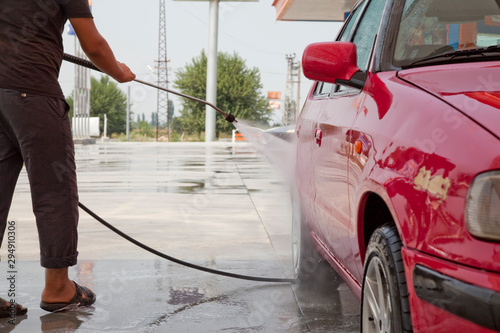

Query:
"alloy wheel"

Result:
[[362, 256, 393, 333]]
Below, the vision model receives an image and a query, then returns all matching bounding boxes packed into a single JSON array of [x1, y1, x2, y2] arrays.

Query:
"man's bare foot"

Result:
[[40, 282, 96, 312], [41, 278, 76, 304], [40, 268, 95, 312], [0, 297, 28, 318]]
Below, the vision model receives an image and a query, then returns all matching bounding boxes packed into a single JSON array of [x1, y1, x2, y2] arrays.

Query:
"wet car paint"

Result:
[[297, 43, 500, 333], [398, 62, 500, 139]]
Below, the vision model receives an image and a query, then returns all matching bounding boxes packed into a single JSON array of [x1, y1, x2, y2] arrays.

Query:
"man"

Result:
[[0, 0, 135, 314]]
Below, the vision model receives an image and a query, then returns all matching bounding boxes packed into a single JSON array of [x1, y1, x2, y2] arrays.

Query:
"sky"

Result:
[[60, 0, 343, 125]]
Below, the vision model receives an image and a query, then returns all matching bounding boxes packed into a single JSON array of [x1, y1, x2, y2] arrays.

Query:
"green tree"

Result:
[[168, 99, 175, 125], [67, 77, 129, 136], [90, 76, 128, 134], [156, 100, 175, 128], [150, 112, 157, 127], [174, 50, 271, 137], [137, 120, 153, 137]]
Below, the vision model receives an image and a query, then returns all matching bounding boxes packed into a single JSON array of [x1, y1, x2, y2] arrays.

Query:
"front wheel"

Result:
[[361, 224, 413, 333]]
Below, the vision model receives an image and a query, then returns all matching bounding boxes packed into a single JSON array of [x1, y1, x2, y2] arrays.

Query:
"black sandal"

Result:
[[0, 297, 27, 318], [40, 281, 96, 313]]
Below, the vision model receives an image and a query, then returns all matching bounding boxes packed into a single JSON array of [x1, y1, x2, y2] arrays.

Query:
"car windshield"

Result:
[[394, 0, 500, 67]]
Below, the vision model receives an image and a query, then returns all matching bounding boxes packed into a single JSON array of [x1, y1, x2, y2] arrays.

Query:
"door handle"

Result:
[[315, 129, 322, 147]]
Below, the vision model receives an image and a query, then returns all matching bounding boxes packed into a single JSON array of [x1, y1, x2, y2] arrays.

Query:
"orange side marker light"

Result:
[[354, 140, 363, 154]]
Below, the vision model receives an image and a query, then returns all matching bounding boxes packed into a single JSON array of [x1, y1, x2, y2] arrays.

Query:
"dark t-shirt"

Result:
[[0, 0, 93, 99]]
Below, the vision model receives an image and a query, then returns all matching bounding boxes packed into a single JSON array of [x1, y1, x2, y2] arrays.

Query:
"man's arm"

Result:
[[69, 18, 135, 83]]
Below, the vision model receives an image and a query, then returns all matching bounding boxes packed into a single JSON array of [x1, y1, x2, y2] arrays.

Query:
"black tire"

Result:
[[361, 224, 412, 333]]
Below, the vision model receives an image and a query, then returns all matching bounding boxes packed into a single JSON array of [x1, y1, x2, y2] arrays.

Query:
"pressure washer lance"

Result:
[[62, 53, 237, 123], [65, 54, 294, 284]]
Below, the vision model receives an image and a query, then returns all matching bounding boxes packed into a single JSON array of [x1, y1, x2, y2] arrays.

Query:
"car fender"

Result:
[[354, 176, 403, 263]]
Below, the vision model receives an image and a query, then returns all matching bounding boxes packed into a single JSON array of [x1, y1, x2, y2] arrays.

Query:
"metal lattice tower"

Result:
[[156, 0, 170, 141], [284, 54, 301, 126]]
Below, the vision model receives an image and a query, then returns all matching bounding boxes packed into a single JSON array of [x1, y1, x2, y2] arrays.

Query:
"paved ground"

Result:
[[0, 141, 360, 332]]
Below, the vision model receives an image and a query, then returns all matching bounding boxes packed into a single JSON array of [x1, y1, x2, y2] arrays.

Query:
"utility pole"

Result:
[[284, 54, 301, 126], [156, 0, 171, 142]]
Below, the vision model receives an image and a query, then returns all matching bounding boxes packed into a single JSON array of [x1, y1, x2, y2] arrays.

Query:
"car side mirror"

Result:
[[302, 42, 364, 89]]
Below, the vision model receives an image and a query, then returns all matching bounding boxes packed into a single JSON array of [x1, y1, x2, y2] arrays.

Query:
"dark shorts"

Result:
[[0, 88, 78, 268]]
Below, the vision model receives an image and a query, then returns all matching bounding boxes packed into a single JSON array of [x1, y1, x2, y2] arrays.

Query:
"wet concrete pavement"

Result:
[[1, 142, 360, 332]]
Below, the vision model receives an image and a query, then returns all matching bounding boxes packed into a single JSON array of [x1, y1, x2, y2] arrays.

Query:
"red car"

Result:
[[293, 0, 500, 332]]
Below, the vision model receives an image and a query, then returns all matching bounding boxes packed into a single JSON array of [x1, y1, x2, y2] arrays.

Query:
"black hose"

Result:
[[78, 200, 294, 283], [67, 54, 290, 283], [62, 53, 237, 123]]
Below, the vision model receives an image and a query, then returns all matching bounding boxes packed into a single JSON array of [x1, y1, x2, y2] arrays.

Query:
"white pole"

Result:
[[104, 114, 108, 139], [126, 86, 131, 141], [205, 0, 219, 142]]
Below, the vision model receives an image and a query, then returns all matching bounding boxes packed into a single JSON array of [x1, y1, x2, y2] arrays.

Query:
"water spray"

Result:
[[64, 54, 293, 284], [62, 53, 237, 123]]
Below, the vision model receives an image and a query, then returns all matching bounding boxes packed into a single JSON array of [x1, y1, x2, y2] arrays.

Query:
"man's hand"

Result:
[[116, 62, 135, 83], [69, 18, 135, 83]]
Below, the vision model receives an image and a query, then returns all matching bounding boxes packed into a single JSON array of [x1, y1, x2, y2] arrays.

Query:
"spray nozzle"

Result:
[[224, 113, 237, 123]]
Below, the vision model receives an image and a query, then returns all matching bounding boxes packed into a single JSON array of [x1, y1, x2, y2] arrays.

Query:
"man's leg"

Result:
[[0, 89, 91, 306], [0, 122, 23, 247], [22, 95, 80, 303], [0, 92, 27, 315]]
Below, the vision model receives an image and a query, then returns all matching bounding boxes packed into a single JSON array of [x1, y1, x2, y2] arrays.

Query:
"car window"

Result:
[[313, 2, 367, 98], [314, 82, 334, 97], [339, 2, 366, 42], [352, 0, 387, 70], [394, 0, 500, 67]]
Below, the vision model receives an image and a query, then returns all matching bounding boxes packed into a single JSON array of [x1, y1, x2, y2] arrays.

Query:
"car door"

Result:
[[296, 1, 365, 247], [300, 1, 365, 245], [311, 0, 388, 283], [296, 82, 332, 224]]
